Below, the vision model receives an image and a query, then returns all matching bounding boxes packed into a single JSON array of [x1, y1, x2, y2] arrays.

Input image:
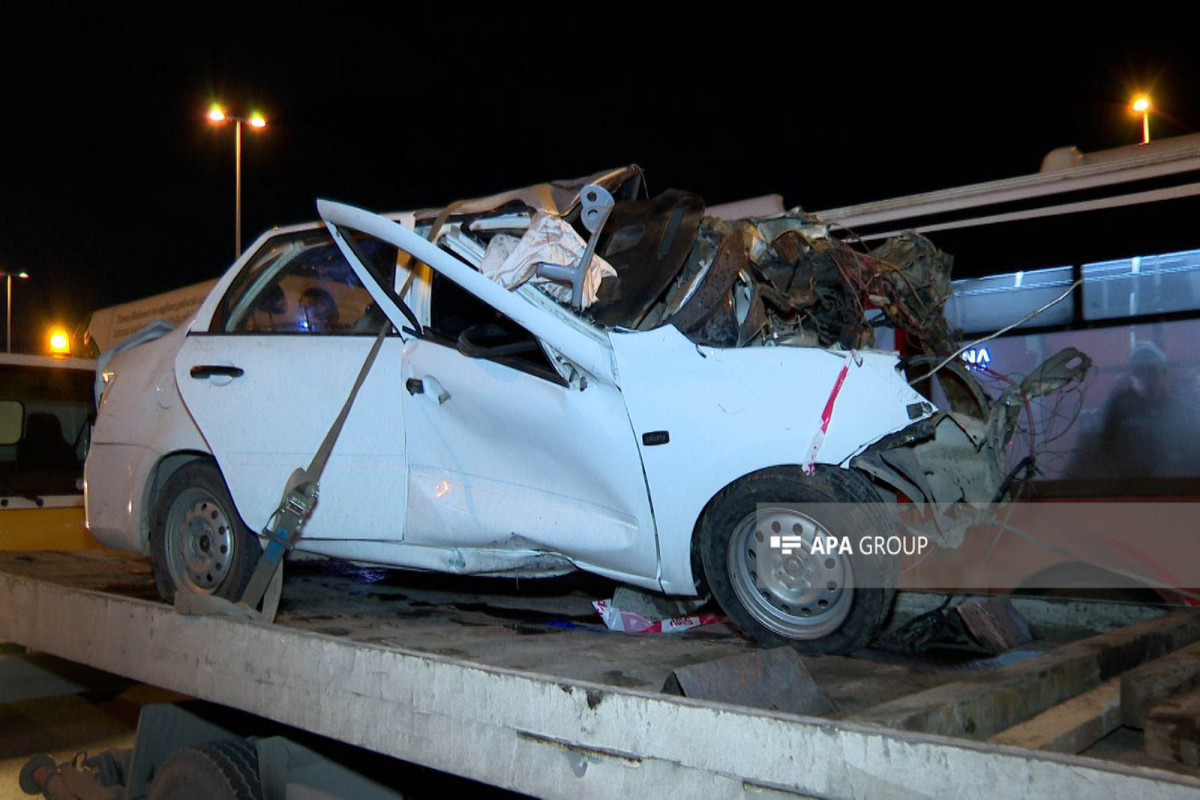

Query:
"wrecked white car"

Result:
[[85, 167, 1083, 653]]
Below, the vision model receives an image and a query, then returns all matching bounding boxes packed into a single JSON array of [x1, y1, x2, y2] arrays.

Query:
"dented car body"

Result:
[[85, 167, 1085, 652]]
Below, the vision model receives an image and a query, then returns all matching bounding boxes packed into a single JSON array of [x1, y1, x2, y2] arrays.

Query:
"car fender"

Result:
[[609, 325, 932, 594], [87, 324, 212, 553]]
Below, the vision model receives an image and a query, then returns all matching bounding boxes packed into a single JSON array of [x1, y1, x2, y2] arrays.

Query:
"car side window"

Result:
[[213, 230, 398, 334], [426, 270, 565, 385]]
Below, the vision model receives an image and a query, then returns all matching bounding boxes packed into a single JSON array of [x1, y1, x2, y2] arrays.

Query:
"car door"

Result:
[[174, 227, 413, 541], [319, 202, 661, 587]]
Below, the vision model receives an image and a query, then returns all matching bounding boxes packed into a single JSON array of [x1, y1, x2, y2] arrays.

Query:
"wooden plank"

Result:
[[849, 610, 1200, 739], [1146, 685, 1200, 767], [988, 678, 1121, 753], [1122, 641, 1200, 729]]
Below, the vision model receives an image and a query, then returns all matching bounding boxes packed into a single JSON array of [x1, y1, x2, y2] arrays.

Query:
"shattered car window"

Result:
[[214, 230, 398, 334]]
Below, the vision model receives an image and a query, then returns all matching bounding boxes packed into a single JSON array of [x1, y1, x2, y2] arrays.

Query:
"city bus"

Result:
[[0, 353, 99, 549], [819, 132, 1200, 500]]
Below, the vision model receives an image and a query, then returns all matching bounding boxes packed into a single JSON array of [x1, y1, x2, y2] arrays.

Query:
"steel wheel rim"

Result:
[[164, 488, 235, 595], [728, 505, 853, 639]]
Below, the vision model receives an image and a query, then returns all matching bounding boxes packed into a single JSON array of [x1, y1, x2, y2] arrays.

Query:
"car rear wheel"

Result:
[[698, 467, 897, 654], [150, 460, 260, 604]]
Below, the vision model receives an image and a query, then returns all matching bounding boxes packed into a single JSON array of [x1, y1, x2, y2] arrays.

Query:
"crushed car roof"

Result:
[[422, 165, 957, 354]]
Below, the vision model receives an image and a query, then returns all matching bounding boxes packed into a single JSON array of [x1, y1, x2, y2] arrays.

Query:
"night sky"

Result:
[[2, 8, 1195, 353]]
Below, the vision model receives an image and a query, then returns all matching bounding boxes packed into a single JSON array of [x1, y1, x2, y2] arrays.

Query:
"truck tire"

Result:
[[697, 466, 897, 654], [147, 739, 263, 800], [150, 460, 260, 604]]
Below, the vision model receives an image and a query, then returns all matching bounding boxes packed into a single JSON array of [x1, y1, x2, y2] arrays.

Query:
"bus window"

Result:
[[0, 357, 93, 496], [0, 355, 99, 551], [1083, 248, 1200, 321], [945, 266, 1074, 335]]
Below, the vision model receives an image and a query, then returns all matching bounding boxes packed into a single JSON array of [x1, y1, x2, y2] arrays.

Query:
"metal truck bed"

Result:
[[2, 551, 1199, 798]]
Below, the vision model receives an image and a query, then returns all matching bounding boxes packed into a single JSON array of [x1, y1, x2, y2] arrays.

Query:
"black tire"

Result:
[[697, 466, 898, 654], [147, 739, 263, 800], [150, 460, 261, 604]]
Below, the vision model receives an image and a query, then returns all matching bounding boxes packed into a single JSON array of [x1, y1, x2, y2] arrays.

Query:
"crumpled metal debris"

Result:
[[854, 346, 1093, 547], [415, 165, 644, 224], [429, 172, 958, 354], [988, 346, 1093, 446], [590, 192, 956, 353]]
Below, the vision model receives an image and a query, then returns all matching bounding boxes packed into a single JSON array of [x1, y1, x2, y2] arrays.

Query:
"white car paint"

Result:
[[174, 334, 408, 541], [401, 335, 657, 586], [86, 201, 935, 596], [607, 326, 928, 593], [86, 325, 210, 551]]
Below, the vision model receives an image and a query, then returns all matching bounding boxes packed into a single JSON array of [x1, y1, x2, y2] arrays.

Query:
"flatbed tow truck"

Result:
[[4, 550, 1200, 798]]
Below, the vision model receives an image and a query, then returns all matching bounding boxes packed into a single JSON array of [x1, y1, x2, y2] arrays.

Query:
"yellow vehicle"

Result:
[[0, 353, 98, 550]]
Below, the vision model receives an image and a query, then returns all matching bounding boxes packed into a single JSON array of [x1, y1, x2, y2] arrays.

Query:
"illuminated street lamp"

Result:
[[207, 104, 268, 257], [0, 269, 30, 354], [1132, 95, 1152, 145]]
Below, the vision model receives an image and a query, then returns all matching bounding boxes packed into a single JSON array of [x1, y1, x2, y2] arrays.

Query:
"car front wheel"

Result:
[[698, 467, 897, 654], [150, 460, 260, 604]]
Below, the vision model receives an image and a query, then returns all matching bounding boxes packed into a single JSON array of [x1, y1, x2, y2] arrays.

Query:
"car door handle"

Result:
[[407, 375, 449, 404], [189, 365, 245, 380]]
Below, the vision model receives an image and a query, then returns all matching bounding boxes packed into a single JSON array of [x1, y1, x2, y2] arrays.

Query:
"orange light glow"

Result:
[[208, 104, 227, 123], [249, 113, 266, 129], [48, 329, 71, 356], [1132, 96, 1151, 114]]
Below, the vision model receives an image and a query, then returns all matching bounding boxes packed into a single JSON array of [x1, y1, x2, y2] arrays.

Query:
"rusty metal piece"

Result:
[[662, 647, 835, 716], [957, 597, 1034, 654]]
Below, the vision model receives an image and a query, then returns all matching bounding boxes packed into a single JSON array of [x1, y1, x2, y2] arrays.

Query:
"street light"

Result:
[[1132, 95, 1152, 145], [0, 269, 30, 354], [207, 103, 268, 257]]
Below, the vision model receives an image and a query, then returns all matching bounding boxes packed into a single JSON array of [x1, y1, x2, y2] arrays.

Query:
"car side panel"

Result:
[[401, 337, 658, 585], [87, 326, 212, 552], [610, 326, 931, 594], [85, 443, 159, 552]]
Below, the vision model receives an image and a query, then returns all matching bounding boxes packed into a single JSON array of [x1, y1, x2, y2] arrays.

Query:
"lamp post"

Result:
[[208, 104, 267, 258], [1132, 95, 1152, 145], [1, 269, 30, 354]]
